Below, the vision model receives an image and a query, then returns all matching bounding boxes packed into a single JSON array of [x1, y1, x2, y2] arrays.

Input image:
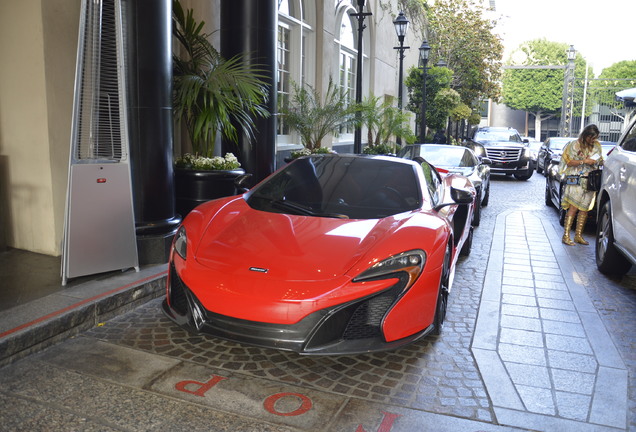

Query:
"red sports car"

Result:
[[163, 154, 476, 355]]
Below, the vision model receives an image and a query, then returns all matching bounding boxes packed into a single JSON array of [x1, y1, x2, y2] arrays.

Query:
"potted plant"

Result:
[[279, 79, 354, 159], [357, 94, 415, 155], [172, 0, 269, 215]]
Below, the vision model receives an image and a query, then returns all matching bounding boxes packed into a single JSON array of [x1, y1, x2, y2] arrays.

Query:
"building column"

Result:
[[124, 0, 181, 264], [220, 0, 277, 185]]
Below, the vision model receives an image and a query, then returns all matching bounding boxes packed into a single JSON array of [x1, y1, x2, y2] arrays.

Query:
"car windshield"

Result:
[[246, 155, 422, 219], [550, 138, 572, 150], [475, 130, 522, 143], [416, 146, 476, 168]]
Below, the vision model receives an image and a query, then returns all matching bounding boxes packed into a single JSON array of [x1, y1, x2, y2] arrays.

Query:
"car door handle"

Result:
[[620, 166, 627, 182]]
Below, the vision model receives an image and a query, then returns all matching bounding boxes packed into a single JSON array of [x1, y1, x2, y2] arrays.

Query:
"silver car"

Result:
[[398, 144, 491, 227], [595, 117, 636, 275]]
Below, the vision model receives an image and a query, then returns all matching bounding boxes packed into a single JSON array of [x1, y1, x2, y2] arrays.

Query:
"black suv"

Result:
[[465, 127, 533, 180]]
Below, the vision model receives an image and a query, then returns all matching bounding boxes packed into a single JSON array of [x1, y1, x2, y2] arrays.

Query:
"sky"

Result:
[[492, 0, 636, 75]]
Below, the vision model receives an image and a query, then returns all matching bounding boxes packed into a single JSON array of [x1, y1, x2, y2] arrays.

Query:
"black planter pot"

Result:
[[174, 167, 245, 217]]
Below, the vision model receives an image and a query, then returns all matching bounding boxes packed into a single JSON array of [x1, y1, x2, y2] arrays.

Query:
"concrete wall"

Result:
[[0, 0, 79, 255]]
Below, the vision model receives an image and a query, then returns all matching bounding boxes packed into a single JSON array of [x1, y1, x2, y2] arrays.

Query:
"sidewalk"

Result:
[[0, 260, 168, 367], [472, 210, 628, 431]]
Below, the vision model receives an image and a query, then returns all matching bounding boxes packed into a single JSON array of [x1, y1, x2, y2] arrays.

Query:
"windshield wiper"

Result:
[[271, 199, 320, 216], [271, 199, 349, 219]]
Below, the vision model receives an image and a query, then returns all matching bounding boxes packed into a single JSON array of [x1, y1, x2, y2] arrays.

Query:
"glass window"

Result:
[[277, 1, 313, 145], [277, 25, 291, 135], [335, 10, 357, 137]]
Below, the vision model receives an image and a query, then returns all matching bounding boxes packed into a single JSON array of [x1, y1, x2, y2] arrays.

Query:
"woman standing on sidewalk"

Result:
[[559, 124, 604, 246]]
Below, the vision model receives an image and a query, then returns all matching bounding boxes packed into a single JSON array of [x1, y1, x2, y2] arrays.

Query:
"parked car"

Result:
[[523, 138, 543, 171], [398, 143, 491, 226], [595, 119, 636, 275], [465, 126, 533, 180], [536, 137, 572, 175], [600, 141, 616, 157], [163, 154, 476, 354], [544, 144, 604, 227]]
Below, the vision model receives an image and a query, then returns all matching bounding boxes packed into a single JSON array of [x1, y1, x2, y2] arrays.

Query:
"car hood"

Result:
[[479, 140, 524, 147], [194, 199, 412, 282]]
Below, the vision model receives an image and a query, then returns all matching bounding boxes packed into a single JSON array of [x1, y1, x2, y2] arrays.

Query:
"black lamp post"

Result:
[[351, 0, 372, 153], [418, 40, 431, 143], [393, 11, 409, 146]]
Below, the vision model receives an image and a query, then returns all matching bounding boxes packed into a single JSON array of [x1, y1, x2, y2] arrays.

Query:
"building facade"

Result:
[[0, 0, 424, 257]]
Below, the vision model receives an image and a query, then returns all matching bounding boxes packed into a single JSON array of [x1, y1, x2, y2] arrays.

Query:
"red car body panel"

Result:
[[172, 197, 451, 337], [164, 155, 475, 354]]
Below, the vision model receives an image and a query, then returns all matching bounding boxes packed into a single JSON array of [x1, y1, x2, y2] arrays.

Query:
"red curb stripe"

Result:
[[0, 270, 168, 339]]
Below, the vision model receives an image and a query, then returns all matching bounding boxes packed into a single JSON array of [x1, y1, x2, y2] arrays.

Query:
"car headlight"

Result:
[[353, 250, 426, 289], [173, 226, 187, 260]]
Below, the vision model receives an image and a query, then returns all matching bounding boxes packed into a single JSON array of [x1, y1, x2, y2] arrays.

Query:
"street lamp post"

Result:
[[559, 45, 576, 136], [393, 11, 409, 146], [418, 40, 431, 143], [351, 0, 372, 153]]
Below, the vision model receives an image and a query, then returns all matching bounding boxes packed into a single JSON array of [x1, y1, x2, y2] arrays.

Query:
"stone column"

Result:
[[220, 0, 277, 185], [124, 0, 181, 264]]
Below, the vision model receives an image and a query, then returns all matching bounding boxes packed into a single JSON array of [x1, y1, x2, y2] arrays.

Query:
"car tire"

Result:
[[472, 199, 481, 227], [460, 226, 473, 257], [559, 208, 565, 226], [596, 201, 632, 275], [545, 180, 552, 207], [432, 246, 451, 336], [481, 182, 490, 207], [537, 164, 543, 174], [514, 168, 533, 181]]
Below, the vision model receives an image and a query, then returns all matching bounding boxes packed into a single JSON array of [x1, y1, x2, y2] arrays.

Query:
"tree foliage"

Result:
[[172, 0, 270, 158], [598, 60, 636, 80], [278, 79, 354, 151], [404, 65, 458, 132], [501, 39, 588, 139], [425, 0, 503, 105], [356, 95, 416, 148]]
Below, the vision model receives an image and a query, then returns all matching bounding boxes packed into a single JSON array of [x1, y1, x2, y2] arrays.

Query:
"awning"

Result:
[[616, 87, 636, 107]]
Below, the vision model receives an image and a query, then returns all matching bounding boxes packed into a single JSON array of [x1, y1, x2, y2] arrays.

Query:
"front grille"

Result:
[[485, 147, 522, 163], [169, 263, 188, 315], [342, 292, 396, 339]]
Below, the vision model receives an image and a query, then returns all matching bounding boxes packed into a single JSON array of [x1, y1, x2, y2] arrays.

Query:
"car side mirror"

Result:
[[480, 157, 492, 166], [234, 173, 253, 193], [434, 186, 474, 211], [523, 139, 529, 144]]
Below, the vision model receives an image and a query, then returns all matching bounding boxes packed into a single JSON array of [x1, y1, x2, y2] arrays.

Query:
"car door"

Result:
[[612, 124, 636, 253]]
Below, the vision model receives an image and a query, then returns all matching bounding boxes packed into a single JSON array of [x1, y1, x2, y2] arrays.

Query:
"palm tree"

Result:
[[279, 79, 354, 151], [172, 0, 270, 158]]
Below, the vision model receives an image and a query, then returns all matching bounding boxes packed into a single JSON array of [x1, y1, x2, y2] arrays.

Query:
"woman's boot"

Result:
[[574, 212, 589, 245], [562, 213, 576, 246]]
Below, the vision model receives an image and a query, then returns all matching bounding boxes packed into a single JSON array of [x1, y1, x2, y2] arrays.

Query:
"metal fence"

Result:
[[569, 78, 636, 142]]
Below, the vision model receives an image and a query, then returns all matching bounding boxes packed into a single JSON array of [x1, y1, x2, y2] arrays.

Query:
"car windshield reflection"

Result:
[[246, 155, 422, 219]]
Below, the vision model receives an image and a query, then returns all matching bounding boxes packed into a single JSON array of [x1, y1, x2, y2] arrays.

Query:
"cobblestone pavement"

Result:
[[1, 172, 634, 431]]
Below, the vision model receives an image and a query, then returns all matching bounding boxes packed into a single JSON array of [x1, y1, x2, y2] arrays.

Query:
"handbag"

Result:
[[585, 169, 602, 192]]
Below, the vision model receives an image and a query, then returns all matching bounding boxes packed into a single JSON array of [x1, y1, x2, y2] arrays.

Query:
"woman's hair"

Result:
[[579, 124, 600, 149]]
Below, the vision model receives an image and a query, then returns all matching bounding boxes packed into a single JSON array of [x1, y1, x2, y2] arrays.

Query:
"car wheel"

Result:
[[559, 207, 565, 226], [537, 164, 543, 174], [543, 157, 549, 177], [460, 226, 473, 257], [481, 182, 490, 207], [432, 246, 451, 335], [545, 180, 552, 207], [472, 198, 481, 227], [596, 201, 632, 275], [514, 168, 533, 181]]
